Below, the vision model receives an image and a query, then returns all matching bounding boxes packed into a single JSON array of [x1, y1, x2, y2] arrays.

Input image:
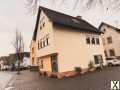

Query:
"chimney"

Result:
[[76, 16, 82, 19]]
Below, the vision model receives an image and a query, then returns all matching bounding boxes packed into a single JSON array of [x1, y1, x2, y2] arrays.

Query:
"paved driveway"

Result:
[[6, 66, 120, 90]]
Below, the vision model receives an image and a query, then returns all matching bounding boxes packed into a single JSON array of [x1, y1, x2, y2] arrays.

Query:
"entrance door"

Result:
[[94, 55, 103, 65], [51, 54, 58, 73]]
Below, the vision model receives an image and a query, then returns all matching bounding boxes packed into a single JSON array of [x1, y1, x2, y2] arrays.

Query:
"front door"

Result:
[[51, 54, 58, 73], [94, 55, 103, 65]]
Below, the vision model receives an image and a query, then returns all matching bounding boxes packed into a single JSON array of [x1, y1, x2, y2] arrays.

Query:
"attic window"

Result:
[[103, 29, 106, 32], [40, 16, 45, 30]]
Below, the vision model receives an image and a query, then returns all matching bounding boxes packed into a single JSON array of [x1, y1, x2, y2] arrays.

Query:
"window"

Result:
[[92, 37, 95, 44], [94, 55, 103, 64], [38, 41, 40, 50], [86, 37, 90, 44], [104, 50, 107, 57], [40, 16, 45, 30], [109, 49, 115, 56], [107, 36, 112, 44], [40, 26, 42, 30], [86, 36, 100, 45], [38, 34, 50, 49], [96, 38, 100, 45], [43, 37, 46, 47], [103, 29, 106, 32], [46, 34, 49, 45], [40, 60, 43, 69], [43, 22, 45, 27]]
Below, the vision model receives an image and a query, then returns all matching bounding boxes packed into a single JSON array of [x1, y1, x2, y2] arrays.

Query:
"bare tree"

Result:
[[12, 30, 24, 74], [25, 0, 120, 14]]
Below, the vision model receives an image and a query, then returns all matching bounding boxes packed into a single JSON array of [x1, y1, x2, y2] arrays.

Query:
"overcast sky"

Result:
[[0, 0, 120, 56]]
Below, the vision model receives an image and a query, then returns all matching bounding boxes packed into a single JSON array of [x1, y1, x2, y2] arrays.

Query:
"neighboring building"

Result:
[[0, 52, 30, 65], [22, 52, 30, 67], [99, 22, 120, 58], [30, 6, 106, 77], [30, 40, 38, 66], [0, 59, 4, 70]]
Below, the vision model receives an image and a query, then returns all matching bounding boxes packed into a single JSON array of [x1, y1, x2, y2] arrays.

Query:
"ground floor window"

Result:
[[94, 55, 103, 64]]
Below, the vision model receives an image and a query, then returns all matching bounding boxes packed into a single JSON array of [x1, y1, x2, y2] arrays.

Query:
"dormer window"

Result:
[[103, 29, 106, 32]]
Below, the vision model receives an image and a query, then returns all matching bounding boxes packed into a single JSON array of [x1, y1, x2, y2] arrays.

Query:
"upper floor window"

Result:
[[86, 35, 100, 45], [104, 50, 107, 57], [38, 34, 50, 50], [92, 37, 95, 44], [86, 37, 90, 44], [109, 49, 115, 56], [46, 34, 49, 46], [107, 36, 112, 44], [96, 38, 100, 45]]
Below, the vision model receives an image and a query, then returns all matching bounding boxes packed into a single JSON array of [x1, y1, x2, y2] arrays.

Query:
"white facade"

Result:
[[100, 23, 120, 58]]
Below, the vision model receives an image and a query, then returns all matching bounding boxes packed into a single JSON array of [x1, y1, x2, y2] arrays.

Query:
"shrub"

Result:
[[74, 67, 82, 73]]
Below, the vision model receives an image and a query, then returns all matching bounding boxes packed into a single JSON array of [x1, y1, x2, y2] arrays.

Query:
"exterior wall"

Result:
[[101, 25, 120, 58], [53, 25, 106, 72], [33, 10, 106, 75], [30, 40, 37, 65], [35, 10, 56, 72], [39, 55, 52, 72], [35, 11, 56, 58]]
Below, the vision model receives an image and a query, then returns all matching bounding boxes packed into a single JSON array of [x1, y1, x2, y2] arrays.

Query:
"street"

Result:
[[4, 66, 120, 90], [0, 71, 13, 90]]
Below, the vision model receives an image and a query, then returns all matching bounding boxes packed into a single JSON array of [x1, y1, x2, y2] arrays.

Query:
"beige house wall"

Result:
[[30, 40, 37, 65], [53, 25, 106, 72], [35, 11, 56, 58], [101, 25, 120, 57], [39, 55, 52, 72]]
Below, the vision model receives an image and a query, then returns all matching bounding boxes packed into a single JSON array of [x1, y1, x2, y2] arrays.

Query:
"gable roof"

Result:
[[32, 6, 101, 40], [99, 22, 120, 32]]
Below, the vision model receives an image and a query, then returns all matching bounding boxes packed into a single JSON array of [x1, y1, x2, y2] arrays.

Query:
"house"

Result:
[[30, 40, 38, 66], [99, 22, 120, 59], [9, 52, 30, 66], [30, 6, 106, 78], [0, 59, 4, 70], [0, 56, 9, 70]]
